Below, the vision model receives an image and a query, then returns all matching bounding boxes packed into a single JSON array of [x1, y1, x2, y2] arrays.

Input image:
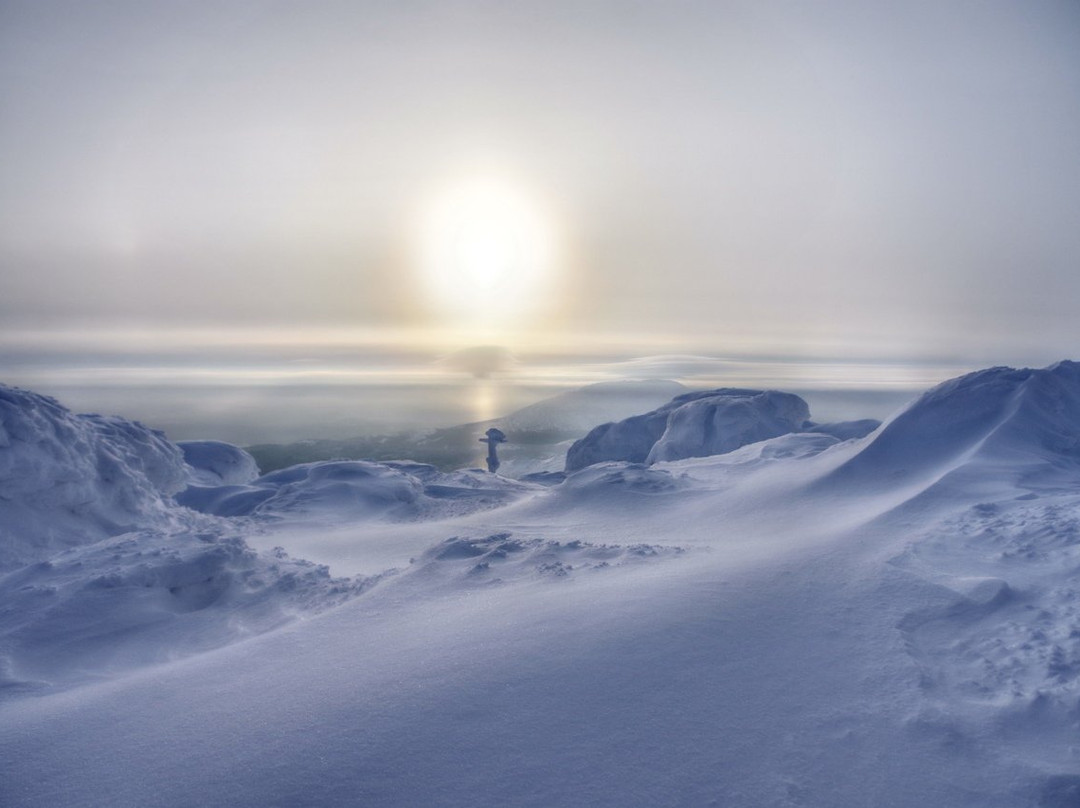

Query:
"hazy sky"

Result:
[[2, 1, 1080, 379]]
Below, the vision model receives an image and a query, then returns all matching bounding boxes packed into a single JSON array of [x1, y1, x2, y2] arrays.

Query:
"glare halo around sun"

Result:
[[417, 178, 554, 332]]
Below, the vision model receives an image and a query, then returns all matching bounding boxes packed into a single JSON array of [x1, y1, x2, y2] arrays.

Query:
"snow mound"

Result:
[[179, 440, 260, 486], [0, 387, 381, 692], [825, 361, 1080, 492], [178, 460, 538, 522], [0, 385, 188, 570], [0, 526, 373, 692], [565, 388, 810, 471]]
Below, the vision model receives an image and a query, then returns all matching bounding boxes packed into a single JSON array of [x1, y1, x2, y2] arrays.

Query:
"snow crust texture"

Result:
[[0, 385, 375, 691], [0, 386, 188, 570], [565, 388, 811, 470], [0, 528, 369, 692]]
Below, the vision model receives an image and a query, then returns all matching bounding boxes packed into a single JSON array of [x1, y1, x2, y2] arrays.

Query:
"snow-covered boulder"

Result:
[[0, 385, 188, 569], [646, 390, 811, 464], [179, 440, 260, 486], [565, 388, 810, 471], [563, 409, 670, 471]]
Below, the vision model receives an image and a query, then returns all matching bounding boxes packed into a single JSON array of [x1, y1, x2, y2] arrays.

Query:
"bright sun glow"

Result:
[[417, 178, 554, 330]]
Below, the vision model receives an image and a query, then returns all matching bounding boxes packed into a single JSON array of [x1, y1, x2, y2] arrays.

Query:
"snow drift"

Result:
[[0, 528, 370, 692], [0, 385, 188, 570], [823, 360, 1080, 495], [0, 386, 372, 691]]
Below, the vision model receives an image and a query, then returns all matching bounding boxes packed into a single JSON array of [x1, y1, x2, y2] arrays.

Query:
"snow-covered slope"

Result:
[[4, 365, 1080, 807], [0, 386, 187, 570], [0, 385, 374, 692], [0, 528, 370, 692], [822, 360, 1080, 500]]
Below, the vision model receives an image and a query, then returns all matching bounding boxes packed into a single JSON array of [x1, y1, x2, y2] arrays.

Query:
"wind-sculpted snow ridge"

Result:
[[822, 360, 1080, 498], [0, 385, 188, 570], [0, 386, 380, 694], [0, 524, 375, 694], [564, 388, 812, 471], [178, 459, 539, 522]]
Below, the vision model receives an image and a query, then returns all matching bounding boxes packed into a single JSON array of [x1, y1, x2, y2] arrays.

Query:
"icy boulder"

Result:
[[565, 389, 810, 471], [646, 390, 811, 464], [0, 385, 188, 569], [179, 440, 260, 486], [826, 361, 1080, 488], [563, 409, 671, 471]]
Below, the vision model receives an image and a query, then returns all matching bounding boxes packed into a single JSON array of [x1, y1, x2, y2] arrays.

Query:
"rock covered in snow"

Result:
[[565, 388, 811, 471], [646, 390, 811, 463], [0, 385, 188, 570], [179, 440, 260, 486], [564, 408, 670, 471]]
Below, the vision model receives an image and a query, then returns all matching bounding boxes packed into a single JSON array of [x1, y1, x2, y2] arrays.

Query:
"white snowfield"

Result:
[[3, 363, 1080, 806]]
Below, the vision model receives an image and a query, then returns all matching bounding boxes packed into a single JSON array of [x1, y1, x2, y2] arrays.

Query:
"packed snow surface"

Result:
[[4, 364, 1080, 806]]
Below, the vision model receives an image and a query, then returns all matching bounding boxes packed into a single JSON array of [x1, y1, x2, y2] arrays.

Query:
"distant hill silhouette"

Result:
[[245, 380, 686, 474]]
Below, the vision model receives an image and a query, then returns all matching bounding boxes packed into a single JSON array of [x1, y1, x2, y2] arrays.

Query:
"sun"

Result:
[[417, 178, 554, 331]]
